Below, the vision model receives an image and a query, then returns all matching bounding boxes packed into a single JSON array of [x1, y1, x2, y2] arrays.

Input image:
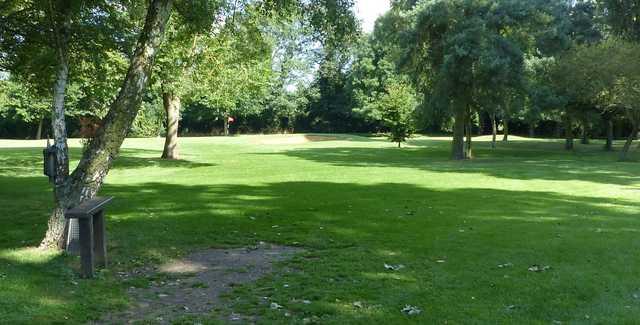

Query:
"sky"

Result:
[[354, 0, 391, 33]]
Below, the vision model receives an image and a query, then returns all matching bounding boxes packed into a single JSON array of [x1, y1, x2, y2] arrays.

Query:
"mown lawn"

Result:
[[1, 134, 639, 324]]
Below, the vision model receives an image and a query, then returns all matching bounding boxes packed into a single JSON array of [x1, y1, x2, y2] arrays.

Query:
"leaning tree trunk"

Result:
[[41, 0, 174, 248], [564, 115, 574, 150], [451, 104, 466, 160], [40, 2, 72, 249], [491, 112, 497, 149], [161, 91, 180, 160]]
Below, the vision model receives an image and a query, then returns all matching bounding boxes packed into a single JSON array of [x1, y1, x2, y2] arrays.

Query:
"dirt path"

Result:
[[96, 243, 302, 324]]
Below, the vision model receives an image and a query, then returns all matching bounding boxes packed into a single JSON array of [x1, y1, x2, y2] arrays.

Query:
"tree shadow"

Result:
[[0, 147, 215, 177], [112, 149, 217, 170], [103, 181, 640, 322], [260, 139, 640, 186], [2, 179, 640, 322]]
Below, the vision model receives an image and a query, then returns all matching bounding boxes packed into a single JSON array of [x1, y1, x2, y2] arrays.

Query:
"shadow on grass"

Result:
[[0, 147, 215, 178], [107, 148, 217, 170], [260, 139, 640, 186], [2, 179, 640, 322], [103, 181, 640, 322]]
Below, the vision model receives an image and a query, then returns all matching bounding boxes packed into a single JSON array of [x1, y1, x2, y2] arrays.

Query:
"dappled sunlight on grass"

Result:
[[37, 296, 66, 308], [361, 272, 417, 283], [0, 247, 61, 265], [325, 300, 387, 318]]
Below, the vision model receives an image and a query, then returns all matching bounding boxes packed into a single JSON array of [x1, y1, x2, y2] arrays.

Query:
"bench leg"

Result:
[[79, 218, 94, 278], [93, 210, 107, 268]]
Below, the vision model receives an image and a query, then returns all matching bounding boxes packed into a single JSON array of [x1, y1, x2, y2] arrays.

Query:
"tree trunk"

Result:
[[35, 118, 44, 140], [581, 121, 589, 145], [502, 115, 509, 142], [161, 91, 180, 160], [528, 123, 535, 138], [605, 117, 614, 151], [491, 112, 497, 149], [554, 122, 563, 138], [40, 1, 72, 249], [451, 105, 466, 160], [619, 124, 638, 161], [564, 115, 574, 150], [464, 108, 473, 159], [223, 115, 229, 136], [40, 0, 174, 248], [477, 111, 485, 135]]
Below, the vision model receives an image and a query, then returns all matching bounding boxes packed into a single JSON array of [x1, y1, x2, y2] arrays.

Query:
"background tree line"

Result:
[[2, 1, 639, 159]]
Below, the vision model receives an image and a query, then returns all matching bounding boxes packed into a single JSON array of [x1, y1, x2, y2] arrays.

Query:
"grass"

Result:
[[1, 134, 639, 324]]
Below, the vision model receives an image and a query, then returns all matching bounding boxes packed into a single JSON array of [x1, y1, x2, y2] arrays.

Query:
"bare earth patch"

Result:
[[96, 243, 302, 324], [255, 134, 337, 145]]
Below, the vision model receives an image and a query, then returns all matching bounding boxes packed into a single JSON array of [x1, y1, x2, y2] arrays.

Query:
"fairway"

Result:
[[1, 135, 640, 323]]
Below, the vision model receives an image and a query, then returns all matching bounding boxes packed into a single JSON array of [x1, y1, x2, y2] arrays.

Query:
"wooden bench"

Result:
[[66, 197, 113, 278]]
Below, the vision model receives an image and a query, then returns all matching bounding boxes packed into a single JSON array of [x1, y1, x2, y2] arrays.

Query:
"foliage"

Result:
[[378, 81, 417, 146], [0, 78, 49, 123], [599, 0, 640, 41], [349, 36, 395, 131], [130, 98, 166, 137]]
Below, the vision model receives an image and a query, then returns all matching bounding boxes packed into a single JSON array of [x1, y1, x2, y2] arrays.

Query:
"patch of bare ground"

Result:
[[95, 243, 302, 324]]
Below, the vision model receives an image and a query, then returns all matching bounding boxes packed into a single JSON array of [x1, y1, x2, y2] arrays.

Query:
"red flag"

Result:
[[227, 116, 235, 123]]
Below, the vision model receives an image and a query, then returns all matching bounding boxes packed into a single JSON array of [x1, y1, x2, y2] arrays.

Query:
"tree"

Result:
[[262, 16, 315, 133], [522, 56, 564, 139], [610, 41, 640, 160], [599, 0, 640, 41], [378, 81, 417, 147], [39, 0, 174, 248], [348, 33, 396, 133], [0, 77, 50, 139], [155, 0, 253, 157], [400, 0, 551, 159], [154, 18, 197, 159], [301, 0, 360, 132], [190, 30, 273, 135], [553, 39, 640, 159]]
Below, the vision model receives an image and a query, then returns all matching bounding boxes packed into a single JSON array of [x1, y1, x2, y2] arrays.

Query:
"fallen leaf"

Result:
[[270, 302, 283, 310], [401, 305, 422, 316], [528, 265, 551, 272], [384, 263, 405, 271]]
